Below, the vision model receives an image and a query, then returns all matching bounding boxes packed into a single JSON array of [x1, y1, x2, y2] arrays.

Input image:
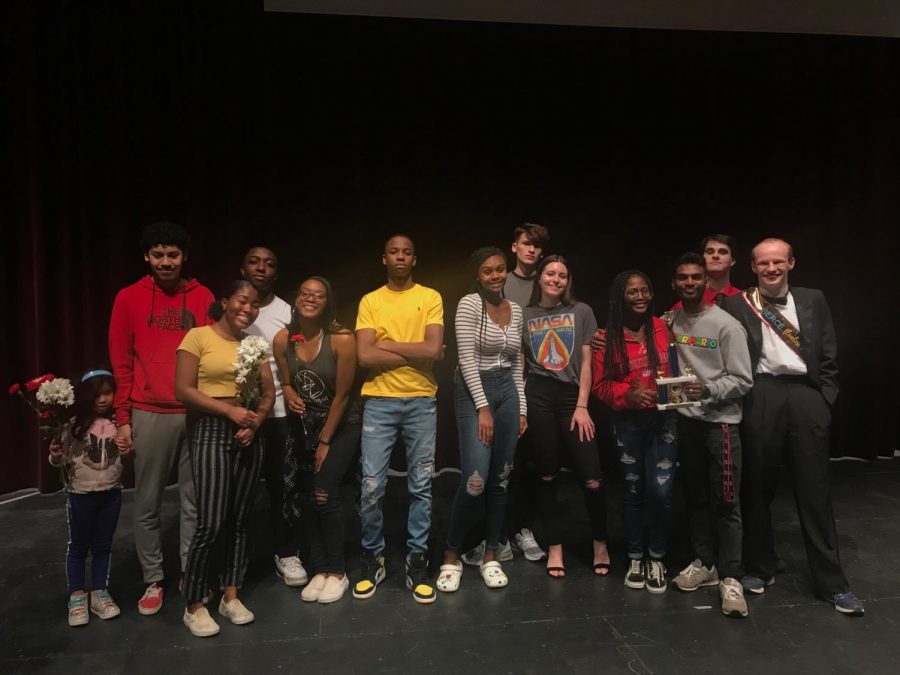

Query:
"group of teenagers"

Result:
[[51, 220, 864, 639]]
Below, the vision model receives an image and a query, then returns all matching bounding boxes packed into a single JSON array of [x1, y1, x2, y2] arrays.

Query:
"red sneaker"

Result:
[[138, 582, 164, 615]]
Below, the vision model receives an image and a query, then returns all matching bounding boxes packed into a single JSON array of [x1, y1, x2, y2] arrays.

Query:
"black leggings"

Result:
[[297, 419, 361, 575], [526, 376, 607, 546]]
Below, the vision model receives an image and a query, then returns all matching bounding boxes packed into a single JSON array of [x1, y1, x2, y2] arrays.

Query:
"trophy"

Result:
[[656, 341, 701, 411]]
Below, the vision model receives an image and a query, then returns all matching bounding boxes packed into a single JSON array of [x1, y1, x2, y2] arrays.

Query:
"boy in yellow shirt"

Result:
[[353, 234, 444, 604]]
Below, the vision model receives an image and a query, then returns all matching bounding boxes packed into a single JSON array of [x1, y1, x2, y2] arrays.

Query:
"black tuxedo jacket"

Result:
[[722, 287, 839, 407]]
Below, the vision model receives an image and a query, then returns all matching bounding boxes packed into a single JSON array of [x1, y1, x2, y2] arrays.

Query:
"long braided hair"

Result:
[[466, 246, 508, 370], [601, 270, 660, 384]]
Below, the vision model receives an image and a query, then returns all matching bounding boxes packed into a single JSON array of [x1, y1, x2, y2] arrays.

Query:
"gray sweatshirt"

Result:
[[671, 305, 753, 424]]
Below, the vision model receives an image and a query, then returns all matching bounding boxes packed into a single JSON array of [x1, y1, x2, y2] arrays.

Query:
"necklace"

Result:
[[290, 329, 324, 344], [293, 329, 325, 362]]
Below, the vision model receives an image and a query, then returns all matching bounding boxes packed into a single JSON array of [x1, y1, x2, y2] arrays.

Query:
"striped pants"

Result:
[[183, 416, 264, 604], [677, 416, 743, 579]]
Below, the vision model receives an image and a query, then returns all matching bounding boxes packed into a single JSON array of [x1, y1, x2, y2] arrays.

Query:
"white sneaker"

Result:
[[461, 541, 486, 567], [461, 540, 513, 566], [89, 589, 121, 620], [275, 555, 308, 587], [673, 559, 719, 592], [301, 574, 328, 602], [720, 578, 749, 617], [68, 594, 89, 627], [512, 528, 547, 562], [183, 606, 220, 637], [317, 575, 349, 604], [218, 597, 255, 625]]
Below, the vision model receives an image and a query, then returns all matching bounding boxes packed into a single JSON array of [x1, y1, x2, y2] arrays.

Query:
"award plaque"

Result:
[[655, 375, 702, 410]]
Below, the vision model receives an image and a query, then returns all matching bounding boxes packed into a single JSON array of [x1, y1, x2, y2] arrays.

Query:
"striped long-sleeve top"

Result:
[[455, 293, 527, 416]]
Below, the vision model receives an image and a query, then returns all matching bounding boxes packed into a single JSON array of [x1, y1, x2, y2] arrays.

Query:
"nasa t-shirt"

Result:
[[523, 301, 598, 385]]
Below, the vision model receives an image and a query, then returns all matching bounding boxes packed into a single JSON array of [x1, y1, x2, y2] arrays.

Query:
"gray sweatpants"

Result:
[[132, 408, 197, 584]]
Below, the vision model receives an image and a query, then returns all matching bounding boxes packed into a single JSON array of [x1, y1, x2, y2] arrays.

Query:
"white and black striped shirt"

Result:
[[455, 293, 526, 415]]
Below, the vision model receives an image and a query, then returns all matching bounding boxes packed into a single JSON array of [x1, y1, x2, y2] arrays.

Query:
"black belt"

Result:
[[755, 373, 812, 386]]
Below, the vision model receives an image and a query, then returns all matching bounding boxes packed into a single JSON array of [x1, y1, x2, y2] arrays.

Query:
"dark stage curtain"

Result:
[[4, 4, 899, 494]]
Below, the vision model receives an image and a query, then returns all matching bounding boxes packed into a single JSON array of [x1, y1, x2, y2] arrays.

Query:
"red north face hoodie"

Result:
[[108, 275, 215, 425]]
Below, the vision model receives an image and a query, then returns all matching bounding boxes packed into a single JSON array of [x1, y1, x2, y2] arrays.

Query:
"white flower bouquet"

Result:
[[7, 374, 77, 485], [233, 335, 270, 409], [35, 377, 75, 443], [36, 377, 76, 408]]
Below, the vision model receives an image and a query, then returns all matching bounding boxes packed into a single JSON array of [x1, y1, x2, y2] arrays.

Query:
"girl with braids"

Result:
[[437, 247, 527, 592], [591, 270, 677, 594], [272, 276, 361, 604], [522, 255, 609, 579]]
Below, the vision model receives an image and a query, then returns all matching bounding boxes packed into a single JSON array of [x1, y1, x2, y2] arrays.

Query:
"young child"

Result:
[[49, 369, 129, 627]]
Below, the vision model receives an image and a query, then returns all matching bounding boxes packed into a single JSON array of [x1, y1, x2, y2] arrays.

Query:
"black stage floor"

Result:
[[2, 458, 899, 674]]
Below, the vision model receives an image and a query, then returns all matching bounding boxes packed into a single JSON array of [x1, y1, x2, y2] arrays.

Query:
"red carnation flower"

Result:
[[25, 374, 55, 391], [290, 334, 305, 343], [8, 383, 21, 395]]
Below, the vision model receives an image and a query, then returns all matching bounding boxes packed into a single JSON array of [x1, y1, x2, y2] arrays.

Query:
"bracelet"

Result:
[[576, 405, 588, 409], [318, 438, 331, 446]]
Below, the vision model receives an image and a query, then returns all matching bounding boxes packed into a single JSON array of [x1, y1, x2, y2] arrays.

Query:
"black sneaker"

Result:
[[740, 575, 774, 595], [831, 591, 864, 616], [645, 559, 667, 594], [352, 551, 385, 600], [405, 552, 436, 604], [624, 559, 645, 589]]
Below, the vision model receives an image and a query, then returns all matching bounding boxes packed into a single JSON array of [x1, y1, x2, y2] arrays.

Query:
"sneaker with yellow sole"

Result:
[[353, 551, 385, 600], [406, 552, 436, 604]]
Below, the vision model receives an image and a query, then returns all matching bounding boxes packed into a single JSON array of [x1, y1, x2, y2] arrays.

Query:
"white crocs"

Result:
[[480, 560, 508, 588], [436, 561, 463, 593]]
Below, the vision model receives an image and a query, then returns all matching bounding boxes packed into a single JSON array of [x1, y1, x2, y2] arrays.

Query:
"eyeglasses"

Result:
[[625, 288, 652, 298], [298, 290, 326, 301]]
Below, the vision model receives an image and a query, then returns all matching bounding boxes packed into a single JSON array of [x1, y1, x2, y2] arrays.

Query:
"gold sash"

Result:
[[742, 287, 804, 361]]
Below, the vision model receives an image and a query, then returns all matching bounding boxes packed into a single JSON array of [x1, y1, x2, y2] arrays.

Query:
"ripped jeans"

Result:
[[295, 417, 361, 575], [446, 369, 519, 554], [612, 409, 678, 561], [360, 396, 437, 559]]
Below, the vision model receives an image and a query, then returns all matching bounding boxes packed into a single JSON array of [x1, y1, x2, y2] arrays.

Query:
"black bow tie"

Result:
[[763, 295, 788, 306]]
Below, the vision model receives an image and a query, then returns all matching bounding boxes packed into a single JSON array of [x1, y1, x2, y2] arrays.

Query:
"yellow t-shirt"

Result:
[[177, 326, 240, 398], [356, 284, 444, 397]]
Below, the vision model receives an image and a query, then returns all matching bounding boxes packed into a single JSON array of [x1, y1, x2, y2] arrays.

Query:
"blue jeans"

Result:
[[66, 490, 122, 592], [446, 369, 519, 553], [360, 396, 437, 558], [612, 409, 678, 560]]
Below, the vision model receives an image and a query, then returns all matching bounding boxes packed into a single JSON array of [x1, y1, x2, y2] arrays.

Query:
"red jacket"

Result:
[[108, 275, 214, 425], [591, 316, 671, 411]]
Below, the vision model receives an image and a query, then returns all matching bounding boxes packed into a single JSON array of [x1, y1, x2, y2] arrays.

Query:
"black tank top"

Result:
[[285, 332, 363, 424], [286, 333, 338, 415]]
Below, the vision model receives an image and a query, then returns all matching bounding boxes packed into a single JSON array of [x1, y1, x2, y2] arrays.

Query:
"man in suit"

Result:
[[723, 238, 863, 615]]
